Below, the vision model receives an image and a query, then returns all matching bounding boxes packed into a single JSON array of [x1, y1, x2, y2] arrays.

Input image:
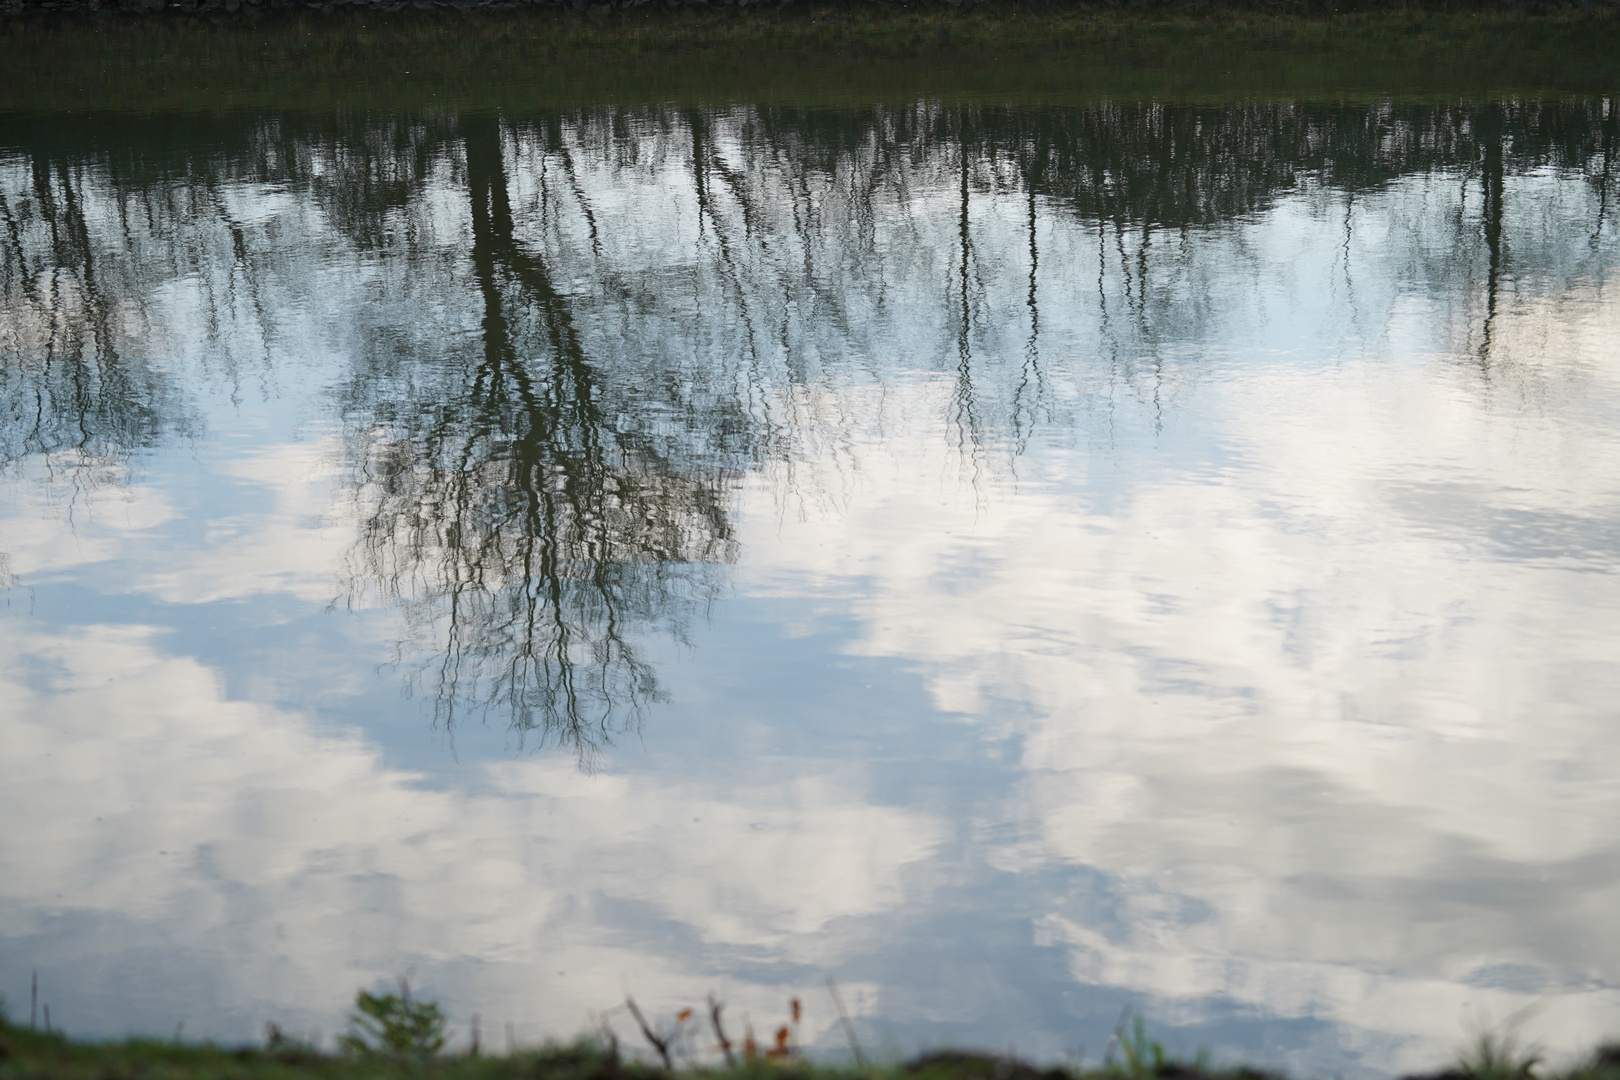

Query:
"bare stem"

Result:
[[707, 995, 736, 1068], [826, 979, 866, 1069], [625, 997, 673, 1071]]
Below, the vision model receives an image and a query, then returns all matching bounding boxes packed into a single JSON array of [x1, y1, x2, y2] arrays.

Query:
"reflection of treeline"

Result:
[[992, 99, 1615, 225], [2, 97, 1614, 753], [8, 99, 1611, 240], [721, 98, 1612, 226]]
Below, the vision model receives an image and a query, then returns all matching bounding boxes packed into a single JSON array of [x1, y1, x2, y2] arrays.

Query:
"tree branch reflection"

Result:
[[341, 116, 738, 763], [3, 99, 1614, 761], [0, 150, 195, 492]]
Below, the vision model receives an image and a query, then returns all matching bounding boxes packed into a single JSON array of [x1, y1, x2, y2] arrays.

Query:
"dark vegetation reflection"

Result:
[[1, 100, 1615, 758]]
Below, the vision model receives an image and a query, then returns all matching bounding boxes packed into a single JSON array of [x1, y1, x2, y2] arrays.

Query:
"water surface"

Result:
[[2, 98, 1620, 1077]]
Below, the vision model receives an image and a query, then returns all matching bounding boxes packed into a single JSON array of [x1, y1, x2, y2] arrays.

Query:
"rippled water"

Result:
[[2, 99, 1619, 1077]]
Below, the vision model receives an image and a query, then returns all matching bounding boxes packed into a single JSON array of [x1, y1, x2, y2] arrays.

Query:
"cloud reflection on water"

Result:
[[0, 616, 937, 1051], [1, 100, 1619, 1077], [734, 285, 1620, 1071]]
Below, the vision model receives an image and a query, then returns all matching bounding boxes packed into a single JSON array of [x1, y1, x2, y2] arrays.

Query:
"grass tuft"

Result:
[[1453, 1028, 1543, 1080]]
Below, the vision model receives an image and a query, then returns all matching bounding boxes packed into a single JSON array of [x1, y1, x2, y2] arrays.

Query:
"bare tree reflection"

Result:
[[0, 150, 195, 489], [1478, 105, 1507, 368], [3, 98, 1615, 759], [340, 116, 737, 762]]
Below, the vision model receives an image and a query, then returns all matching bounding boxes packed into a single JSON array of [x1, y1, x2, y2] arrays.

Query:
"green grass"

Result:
[[5, 992, 1620, 1080], [1, 5, 1619, 113]]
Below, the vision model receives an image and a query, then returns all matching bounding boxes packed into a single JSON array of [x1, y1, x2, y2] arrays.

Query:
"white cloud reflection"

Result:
[[3, 130, 1620, 1079], [735, 284, 1620, 1073], [0, 616, 940, 1048]]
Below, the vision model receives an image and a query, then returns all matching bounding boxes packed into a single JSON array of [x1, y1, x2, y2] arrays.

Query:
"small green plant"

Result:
[[1104, 1012, 1210, 1079], [1106, 1013, 1166, 1079], [338, 978, 448, 1061]]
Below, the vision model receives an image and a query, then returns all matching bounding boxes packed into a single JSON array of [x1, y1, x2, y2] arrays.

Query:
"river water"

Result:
[[2, 99, 1619, 1077]]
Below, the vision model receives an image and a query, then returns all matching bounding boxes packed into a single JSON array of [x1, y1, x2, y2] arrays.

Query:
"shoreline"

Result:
[[2, 1009, 1617, 1080], [5, 0, 1620, 13], [2, 7, 1620, 112]]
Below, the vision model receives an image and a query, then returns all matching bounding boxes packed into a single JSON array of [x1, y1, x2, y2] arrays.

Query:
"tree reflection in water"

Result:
[[0, 145, 196, 490], [341, 116, 739, 762], [1, 99, 1614, 758]]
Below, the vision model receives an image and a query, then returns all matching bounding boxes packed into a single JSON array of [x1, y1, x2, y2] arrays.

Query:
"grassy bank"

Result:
[[4, 1008, 1620, 1080], [3, 986, 1620, 1080], [1, 6, 1619, 112]]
